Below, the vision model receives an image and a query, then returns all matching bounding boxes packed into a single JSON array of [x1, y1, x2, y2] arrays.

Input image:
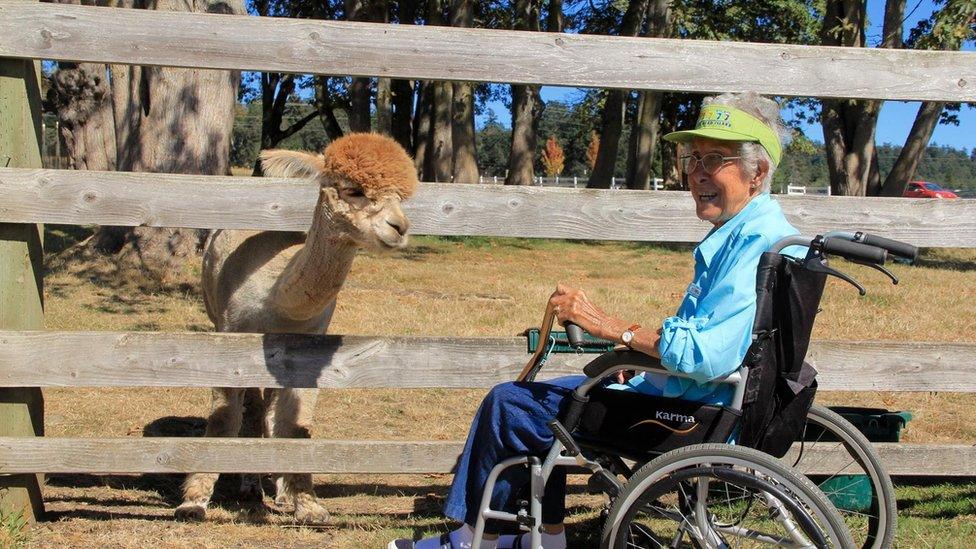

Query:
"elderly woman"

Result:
[[390, 92, 798, 549]]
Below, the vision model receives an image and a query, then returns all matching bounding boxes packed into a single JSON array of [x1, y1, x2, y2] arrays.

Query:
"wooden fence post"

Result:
[[0, 57, 46, 523]]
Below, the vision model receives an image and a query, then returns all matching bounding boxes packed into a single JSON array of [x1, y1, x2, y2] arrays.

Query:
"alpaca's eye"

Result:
[[343, 189, 365, 198]]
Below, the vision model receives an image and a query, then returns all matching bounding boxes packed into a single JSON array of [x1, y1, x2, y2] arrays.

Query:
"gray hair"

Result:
[[701, 92, 790, 193]]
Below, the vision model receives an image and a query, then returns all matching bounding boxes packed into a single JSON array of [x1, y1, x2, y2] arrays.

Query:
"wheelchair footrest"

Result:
[[587, 470, 622, 498]]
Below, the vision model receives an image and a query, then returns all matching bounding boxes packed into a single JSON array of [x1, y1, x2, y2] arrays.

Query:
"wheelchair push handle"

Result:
[[820, 237, 887, 265], [857, 232, 918, 262], [565, 322, 586, 349]]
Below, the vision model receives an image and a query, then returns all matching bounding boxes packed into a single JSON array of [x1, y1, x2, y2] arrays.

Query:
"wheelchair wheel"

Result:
[[789, 404, 897, 549], [600, 443, 854, 548]]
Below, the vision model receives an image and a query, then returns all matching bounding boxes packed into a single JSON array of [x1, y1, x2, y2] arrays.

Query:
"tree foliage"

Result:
[[540, 135, 566, 176], [586, 131, 600, 171]]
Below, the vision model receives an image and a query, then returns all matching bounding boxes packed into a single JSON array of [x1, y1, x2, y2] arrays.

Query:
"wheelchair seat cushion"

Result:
[[574, 387, 741, 460]]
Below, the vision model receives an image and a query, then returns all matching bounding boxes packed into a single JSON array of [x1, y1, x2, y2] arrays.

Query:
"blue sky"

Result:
[[478, 1, 974, 152]]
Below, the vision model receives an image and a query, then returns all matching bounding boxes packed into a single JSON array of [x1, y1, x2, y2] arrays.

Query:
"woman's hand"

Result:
[[548, 283, 611, 337], [548, 283, 662, 363]]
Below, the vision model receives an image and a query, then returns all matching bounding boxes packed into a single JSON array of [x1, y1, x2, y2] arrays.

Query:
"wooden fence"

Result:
[[1, 0, 975, 522]]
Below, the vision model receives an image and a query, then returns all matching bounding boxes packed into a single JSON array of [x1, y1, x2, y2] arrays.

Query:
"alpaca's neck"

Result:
[[271, 207, 357, 321]]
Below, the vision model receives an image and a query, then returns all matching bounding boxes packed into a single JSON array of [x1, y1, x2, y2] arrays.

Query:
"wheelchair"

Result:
[[470, 231, 915, 549]]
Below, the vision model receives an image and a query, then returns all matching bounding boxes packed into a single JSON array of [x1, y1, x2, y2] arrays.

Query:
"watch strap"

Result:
[[622, 324, 642, 348]]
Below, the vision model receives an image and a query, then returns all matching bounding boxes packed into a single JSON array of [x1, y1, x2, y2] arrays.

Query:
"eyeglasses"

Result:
[[679, 153, 742, 175]]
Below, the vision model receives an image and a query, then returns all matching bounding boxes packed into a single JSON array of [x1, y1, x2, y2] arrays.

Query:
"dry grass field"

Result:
[[15, 227, 976, 547]]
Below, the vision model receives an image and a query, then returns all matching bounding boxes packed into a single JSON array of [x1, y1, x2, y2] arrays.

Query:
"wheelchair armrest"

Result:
[[582, 349, 675, 379], [576, 349, 745, 404]]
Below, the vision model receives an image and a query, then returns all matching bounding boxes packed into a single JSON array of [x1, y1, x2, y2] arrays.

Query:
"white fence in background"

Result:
[[787, 184, 831, 196], [477, 175, 665, 190]]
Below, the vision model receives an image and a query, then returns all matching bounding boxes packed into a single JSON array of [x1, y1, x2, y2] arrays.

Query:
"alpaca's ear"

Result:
[[259, 150, 326, 179]]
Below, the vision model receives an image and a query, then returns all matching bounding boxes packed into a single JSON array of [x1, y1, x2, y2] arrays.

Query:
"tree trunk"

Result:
[[314, 76, 346, 141], [261, 73, 291, 151], [390, 0, 418, 152], [253, 73, 322, 174], [505, 0, 543, 185], [374, 0, 392, 135], [506, 84, 543, 185], [391, 79, 415, 151], [587, 90, 627, 188], [45, 1, 116, 172], [587, 0, 649, 189], [820, 0, 901, 196], [375, 78, 393, 135], [430, 81, 454, 182], [345, 0, 372, 132], [422, 0, 453, 182], [451, 82, 478, 182], [346, 79, 371, 133], [624, 0, 668, 190], [48, 62, 116, 172], [821, 98, 879, 196], [546, 0, 563, 32], [626, 91, 664, 189], [413, 81, 433, 177], [658, 112, 682, 189], [97, 0, 243, 285], [450, 0, 478, 183]]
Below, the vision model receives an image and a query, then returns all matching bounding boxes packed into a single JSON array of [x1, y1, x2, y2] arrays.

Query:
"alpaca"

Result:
[[175, 133, 419, 523]]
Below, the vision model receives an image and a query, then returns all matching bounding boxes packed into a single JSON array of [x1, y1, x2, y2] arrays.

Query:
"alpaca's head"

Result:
[[259, 134, 419, 250]]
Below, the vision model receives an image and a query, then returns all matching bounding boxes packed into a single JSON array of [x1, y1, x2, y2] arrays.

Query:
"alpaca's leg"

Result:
[[271, 388, 329, 524], [176, 387, 246, 521], [262, 388, 290, 506], [237, 388, 267, 502]]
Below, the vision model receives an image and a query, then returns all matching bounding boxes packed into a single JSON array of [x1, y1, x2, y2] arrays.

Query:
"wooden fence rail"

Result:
[[2, 1, 976, 101], [1, 331, 974, 392], [2, 168, 975, 246], [0, 438, 973, 477]]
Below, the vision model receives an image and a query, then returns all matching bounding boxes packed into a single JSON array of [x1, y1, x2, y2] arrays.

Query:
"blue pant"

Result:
[[444, 375, 586, 532]]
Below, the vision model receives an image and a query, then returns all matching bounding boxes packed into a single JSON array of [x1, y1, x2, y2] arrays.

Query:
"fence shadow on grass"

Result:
[[914, 254, 976, 272], [895, 482, 976, 520], [43, 509, 178, 523], [44, 471, 185, 510]]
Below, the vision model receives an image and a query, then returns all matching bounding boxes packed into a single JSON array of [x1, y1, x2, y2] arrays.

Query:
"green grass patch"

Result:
[[0, 507, 29, 548]]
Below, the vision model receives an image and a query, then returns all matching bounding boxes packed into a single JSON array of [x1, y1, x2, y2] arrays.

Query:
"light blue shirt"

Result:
[[613, 193, 802, 405]]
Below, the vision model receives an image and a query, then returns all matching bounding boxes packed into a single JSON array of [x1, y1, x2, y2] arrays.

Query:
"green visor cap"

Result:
[[663, 105, 782, 167]]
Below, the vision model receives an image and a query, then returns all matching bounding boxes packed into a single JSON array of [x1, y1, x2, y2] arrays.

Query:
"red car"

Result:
[[903, 181, 959, 199]]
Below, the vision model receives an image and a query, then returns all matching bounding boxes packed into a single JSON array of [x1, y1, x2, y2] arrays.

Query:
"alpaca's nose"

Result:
[[387, 218, 408, 236]]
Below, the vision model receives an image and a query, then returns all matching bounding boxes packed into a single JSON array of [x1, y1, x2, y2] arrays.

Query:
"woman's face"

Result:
[[686, 138, 763, 227]]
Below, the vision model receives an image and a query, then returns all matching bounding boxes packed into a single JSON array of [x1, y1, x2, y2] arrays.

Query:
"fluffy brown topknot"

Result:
[[321, 133, 418, 200]]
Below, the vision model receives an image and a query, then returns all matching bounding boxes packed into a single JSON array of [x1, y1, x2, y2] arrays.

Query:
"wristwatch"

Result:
[[621, 324, 641, 348]]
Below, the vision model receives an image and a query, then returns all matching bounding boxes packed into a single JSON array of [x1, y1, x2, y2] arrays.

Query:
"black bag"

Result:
[[575, 387, 741, 460], [737, 252, 826, 457]]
